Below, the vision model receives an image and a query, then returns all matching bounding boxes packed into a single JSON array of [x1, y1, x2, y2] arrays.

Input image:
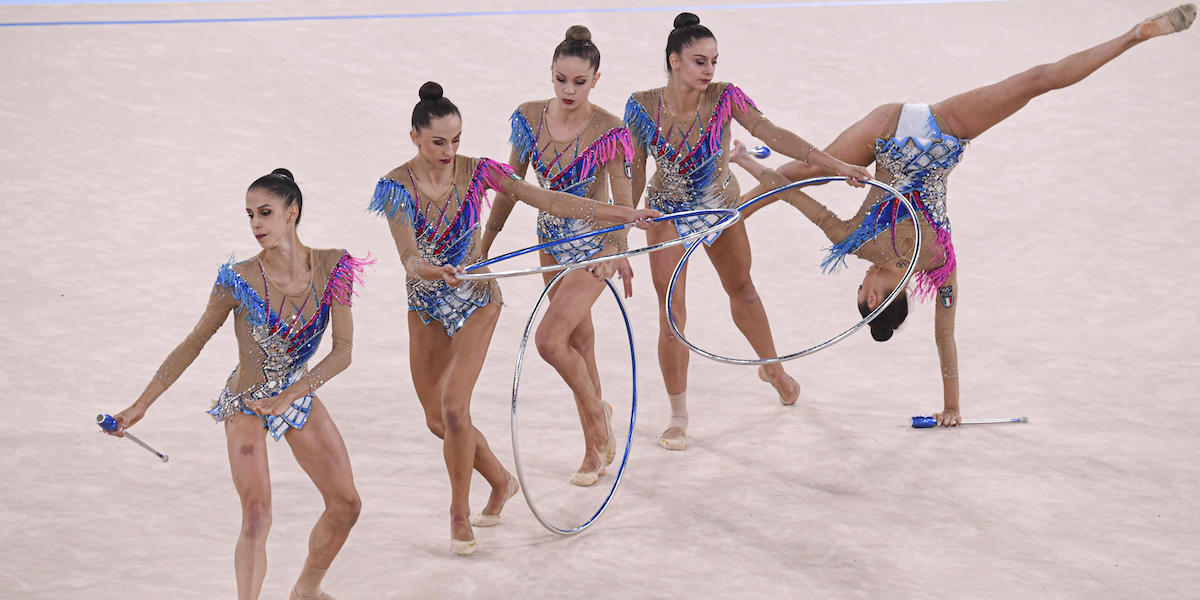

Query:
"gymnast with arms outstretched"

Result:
[[370, 82, 659, 555], [734, 4, 1196, 426], [480, 25, 635, 487], [624, 11, 872, 451], [104, 169, 370, 600]]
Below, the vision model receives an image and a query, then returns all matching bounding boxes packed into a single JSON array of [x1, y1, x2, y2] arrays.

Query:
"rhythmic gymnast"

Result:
[[625, 12, 872, 451], [480, 25, 633, 487], [734, 4, 1196, 427], [104, 169, 370, 600], [369, 82, 659, 555]]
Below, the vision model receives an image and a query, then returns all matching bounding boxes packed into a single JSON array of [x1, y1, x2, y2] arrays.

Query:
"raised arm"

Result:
[[931, 271, 961, 426], [480, 145, 530, 259], [106, 282, 235, 435]]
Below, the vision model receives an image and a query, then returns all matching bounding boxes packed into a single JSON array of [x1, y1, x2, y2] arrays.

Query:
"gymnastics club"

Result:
[[96, 414, 170, 462], [910, 416, 1028, 428]]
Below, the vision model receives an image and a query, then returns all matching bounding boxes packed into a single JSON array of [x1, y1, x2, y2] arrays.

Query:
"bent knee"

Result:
[[329, 493, 362, 528], [726, 280, 761, 305], [425, 416, 446, 439], [534, 331, 568, 363], [568, 328, 594, 354], [442, 407, 470, 434]]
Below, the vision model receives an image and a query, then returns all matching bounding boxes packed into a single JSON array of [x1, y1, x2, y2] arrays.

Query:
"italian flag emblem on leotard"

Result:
[[938, 285, 954, 308]]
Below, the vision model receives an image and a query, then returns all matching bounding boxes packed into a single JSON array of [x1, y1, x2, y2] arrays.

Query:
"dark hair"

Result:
[[859, 292, 908, 342], [552, 25, 601, 71], [412, 81, 461, 131], [665, 12, 715, 72], [248, 168, 303, 226]]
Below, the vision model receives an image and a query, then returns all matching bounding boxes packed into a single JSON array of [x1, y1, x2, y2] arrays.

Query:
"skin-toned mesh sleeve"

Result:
[[484, 144, 527, 234], [301, 252, 355, 393], [152, 281, 237, 387], [726, 85, 817, 162], [754, 166, 853, 244], [604, 143, 634, 250], [499, 177, 599, 220]]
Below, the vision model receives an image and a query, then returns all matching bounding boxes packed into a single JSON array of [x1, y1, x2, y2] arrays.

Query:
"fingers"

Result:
[[620, 267, 634, 297], [442, 265, 463, 286]]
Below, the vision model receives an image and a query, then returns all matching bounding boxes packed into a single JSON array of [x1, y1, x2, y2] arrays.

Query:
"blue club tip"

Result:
[[96, 414, 119, 432]]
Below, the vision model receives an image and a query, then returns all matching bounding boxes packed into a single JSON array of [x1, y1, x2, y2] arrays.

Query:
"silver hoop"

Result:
[[666, 177, 922, 365], [511, 269, 637, 535], [459, 208, 741, 280]]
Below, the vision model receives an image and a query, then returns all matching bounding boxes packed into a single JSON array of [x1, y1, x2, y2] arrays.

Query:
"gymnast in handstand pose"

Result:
[[370, 82, 659, 554], [734, 4, 1196, 426], [625, 12, 872, 451], [481, 25, 634, 487]]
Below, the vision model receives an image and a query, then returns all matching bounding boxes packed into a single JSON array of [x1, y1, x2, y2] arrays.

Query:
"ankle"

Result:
[[667, 392, 688, 431], [293, 561, 328, 596]]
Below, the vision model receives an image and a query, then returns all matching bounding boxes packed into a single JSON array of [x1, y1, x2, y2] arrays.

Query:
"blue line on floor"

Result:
[[0, 0, 1020, 28]]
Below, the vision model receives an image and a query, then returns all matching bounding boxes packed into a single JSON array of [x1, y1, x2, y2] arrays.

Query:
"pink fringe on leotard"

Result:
[[910, 228, 956, 302], [577, 127, 635, 180], [322, 252, 375, 306], [705, 85, 757, 153]]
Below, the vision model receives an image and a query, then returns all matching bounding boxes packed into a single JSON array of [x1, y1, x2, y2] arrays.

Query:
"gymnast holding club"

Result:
[[102, 169, 370, 600], [734, 3, 1196, 426]]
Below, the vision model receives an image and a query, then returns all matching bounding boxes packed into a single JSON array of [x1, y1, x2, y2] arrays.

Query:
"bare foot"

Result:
[[758, 366, 800, 406], [450, 514, 474, 547], [1136, 4, 1196, 40], [470, 473, 519, 527], [481, 472, 519, 517], [753, 362, 801, 405], [290, 589, 337, 600], [569, 447, 606, 486]]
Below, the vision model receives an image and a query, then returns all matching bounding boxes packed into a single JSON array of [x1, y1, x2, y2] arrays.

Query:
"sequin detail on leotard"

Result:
[[510, 107, 634, 264], [369, 159, 514, 336], [822, 103, 967, 301], [625, 84, 756, 244], [207, 252, 370, 440]]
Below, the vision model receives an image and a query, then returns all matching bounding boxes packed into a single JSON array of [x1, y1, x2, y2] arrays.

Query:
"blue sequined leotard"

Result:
[[153, 249, 369, 441], [624, 83, 764, 244], [370, 156, 515, 337], [509, 101, 634, 264], [822, 103, 967, 300]]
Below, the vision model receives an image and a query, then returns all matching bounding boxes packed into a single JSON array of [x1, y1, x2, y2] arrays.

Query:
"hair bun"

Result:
[[564, 24, 592, 42], [869, 324, 894, 342], [418, 81, 444, 103], [271, 168, 295, 181], [673, 12, 700, 29]]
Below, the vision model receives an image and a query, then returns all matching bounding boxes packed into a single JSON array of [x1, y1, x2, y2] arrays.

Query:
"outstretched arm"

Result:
[[731, 95, 871, 186], [931, 271, 961, 426], [730, 141, 854, 243], [776, 103, 894, 182], [106, 284, 235, 435], [480, 146, 529, 259], [497, 176, 659, 225]]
